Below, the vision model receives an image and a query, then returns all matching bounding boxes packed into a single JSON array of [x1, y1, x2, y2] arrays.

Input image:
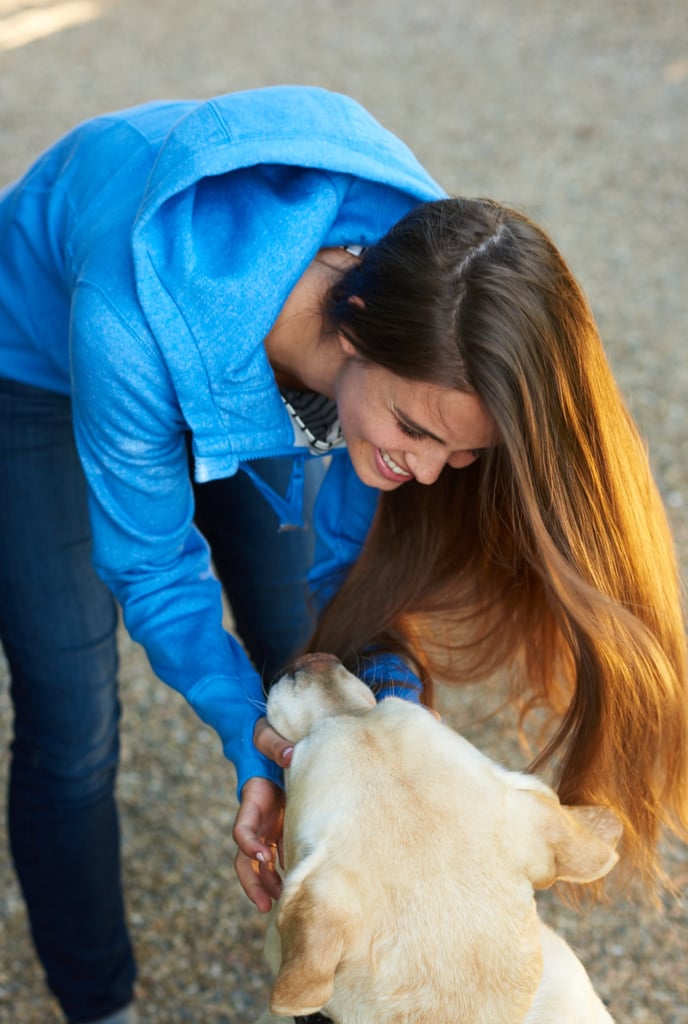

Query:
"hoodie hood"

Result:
[[130, 85, 446, 482]]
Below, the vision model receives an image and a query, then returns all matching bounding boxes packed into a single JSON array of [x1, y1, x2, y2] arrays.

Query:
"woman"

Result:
[[0, 86, 685, 1024]]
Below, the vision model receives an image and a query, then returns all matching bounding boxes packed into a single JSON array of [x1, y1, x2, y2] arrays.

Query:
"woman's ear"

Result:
[[339, 295, 364, 356], [338, 333, 359, 357]]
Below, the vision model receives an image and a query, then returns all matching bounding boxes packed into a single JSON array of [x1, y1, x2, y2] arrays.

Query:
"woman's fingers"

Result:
[[233, 776, 286, 909], [253, 716, 294, 767], [234, 847, 283, 913], [231, 721, 295, 910]]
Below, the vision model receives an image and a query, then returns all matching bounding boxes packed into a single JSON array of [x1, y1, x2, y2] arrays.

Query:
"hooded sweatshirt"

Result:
[[0, 85, 446, 793]]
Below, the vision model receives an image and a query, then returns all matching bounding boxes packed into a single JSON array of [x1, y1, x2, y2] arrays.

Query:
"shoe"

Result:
[[79, 1005, 137, 1024]]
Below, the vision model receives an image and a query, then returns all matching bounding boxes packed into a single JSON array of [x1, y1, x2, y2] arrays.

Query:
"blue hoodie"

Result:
[[0, 86, 446, 793]]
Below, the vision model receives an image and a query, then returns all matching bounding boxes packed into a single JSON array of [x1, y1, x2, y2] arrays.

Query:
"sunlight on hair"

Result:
[[0, 0, 102, 52]]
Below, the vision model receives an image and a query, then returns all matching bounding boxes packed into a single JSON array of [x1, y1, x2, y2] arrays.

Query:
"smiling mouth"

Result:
[[380, 449, 412, 478]]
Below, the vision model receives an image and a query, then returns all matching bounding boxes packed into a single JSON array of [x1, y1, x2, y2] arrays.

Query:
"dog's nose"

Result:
[[267, 653, 343, 695], [292, 652, 342, 672]]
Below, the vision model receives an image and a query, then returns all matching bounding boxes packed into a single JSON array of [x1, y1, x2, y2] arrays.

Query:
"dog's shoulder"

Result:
[[522, 922, 615, 1023]]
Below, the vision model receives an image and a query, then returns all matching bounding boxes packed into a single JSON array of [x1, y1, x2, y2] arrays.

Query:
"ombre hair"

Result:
[[311, 198, 687, 897]]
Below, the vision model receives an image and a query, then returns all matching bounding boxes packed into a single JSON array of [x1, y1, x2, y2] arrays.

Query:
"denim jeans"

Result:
[[0, 378, 323, 1022]]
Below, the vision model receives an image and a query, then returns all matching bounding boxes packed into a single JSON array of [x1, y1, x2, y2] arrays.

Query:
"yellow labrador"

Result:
[[257, 654, 619, 1024]]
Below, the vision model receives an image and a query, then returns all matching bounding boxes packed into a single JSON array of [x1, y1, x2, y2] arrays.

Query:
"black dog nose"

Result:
[[292, 652, 342, 672], [265, 652, 342, 694]]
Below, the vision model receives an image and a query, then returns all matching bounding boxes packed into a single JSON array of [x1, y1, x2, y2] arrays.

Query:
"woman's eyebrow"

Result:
[[396, 408, 446, 445]]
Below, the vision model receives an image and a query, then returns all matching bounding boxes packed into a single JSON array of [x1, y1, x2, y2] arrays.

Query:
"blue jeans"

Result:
[[0, 378, 323, 1022]]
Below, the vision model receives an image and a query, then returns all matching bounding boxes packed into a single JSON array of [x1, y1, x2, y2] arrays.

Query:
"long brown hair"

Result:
[[310, 198, 688, 896]]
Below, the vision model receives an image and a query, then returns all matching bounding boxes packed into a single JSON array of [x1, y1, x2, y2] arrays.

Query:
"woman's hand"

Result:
[[232, 718, 294, 912]]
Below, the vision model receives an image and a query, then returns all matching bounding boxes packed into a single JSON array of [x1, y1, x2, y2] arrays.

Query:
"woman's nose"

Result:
[[405, 449, 447, 485], [407, 448, 478, 484]]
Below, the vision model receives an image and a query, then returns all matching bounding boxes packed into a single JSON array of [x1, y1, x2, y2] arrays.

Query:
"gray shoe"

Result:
[[80, 1005, 137, 1024]]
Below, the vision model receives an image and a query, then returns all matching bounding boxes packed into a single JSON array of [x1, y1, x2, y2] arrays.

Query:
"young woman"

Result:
[[0, 86, 685, 1024]]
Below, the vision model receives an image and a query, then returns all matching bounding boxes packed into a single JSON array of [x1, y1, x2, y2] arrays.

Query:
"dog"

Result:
[[256, 653, 620, 1024]]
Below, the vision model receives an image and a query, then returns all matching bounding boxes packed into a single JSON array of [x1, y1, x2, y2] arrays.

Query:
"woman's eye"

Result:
[[396, 419, 426, 441]]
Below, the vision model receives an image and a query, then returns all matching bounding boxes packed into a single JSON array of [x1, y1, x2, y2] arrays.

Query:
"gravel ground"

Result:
[[1, 1, 686, 1021]]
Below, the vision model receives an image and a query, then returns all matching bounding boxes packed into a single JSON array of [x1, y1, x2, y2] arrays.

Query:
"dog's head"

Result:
[[265, 658, 621, 1024], [267, 653, 376, 741]]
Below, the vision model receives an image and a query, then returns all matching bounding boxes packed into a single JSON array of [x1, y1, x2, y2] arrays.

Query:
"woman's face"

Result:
[[334, 337, 497, 490]]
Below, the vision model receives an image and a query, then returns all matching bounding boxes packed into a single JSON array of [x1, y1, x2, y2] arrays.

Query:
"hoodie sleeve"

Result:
[[69, 281, 278, 797], [309, 453, 423, 703]]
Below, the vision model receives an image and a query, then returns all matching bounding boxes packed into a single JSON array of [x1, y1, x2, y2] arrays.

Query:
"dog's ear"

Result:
[[270, 882, 347, 1016], [517, 788, 622, 889], [549, 803, 622, 884]]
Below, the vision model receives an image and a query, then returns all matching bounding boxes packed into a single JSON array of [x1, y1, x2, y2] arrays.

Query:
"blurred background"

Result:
[[1, 1, 686, 1021]]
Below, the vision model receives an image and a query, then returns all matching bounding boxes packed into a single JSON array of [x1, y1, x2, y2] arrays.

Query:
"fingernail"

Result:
[[256, 852, 265, 863], [281, 746, 294, 763]]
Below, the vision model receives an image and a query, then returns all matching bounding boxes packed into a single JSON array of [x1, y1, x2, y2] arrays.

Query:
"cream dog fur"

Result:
[[257, 654, 620, 1024]]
